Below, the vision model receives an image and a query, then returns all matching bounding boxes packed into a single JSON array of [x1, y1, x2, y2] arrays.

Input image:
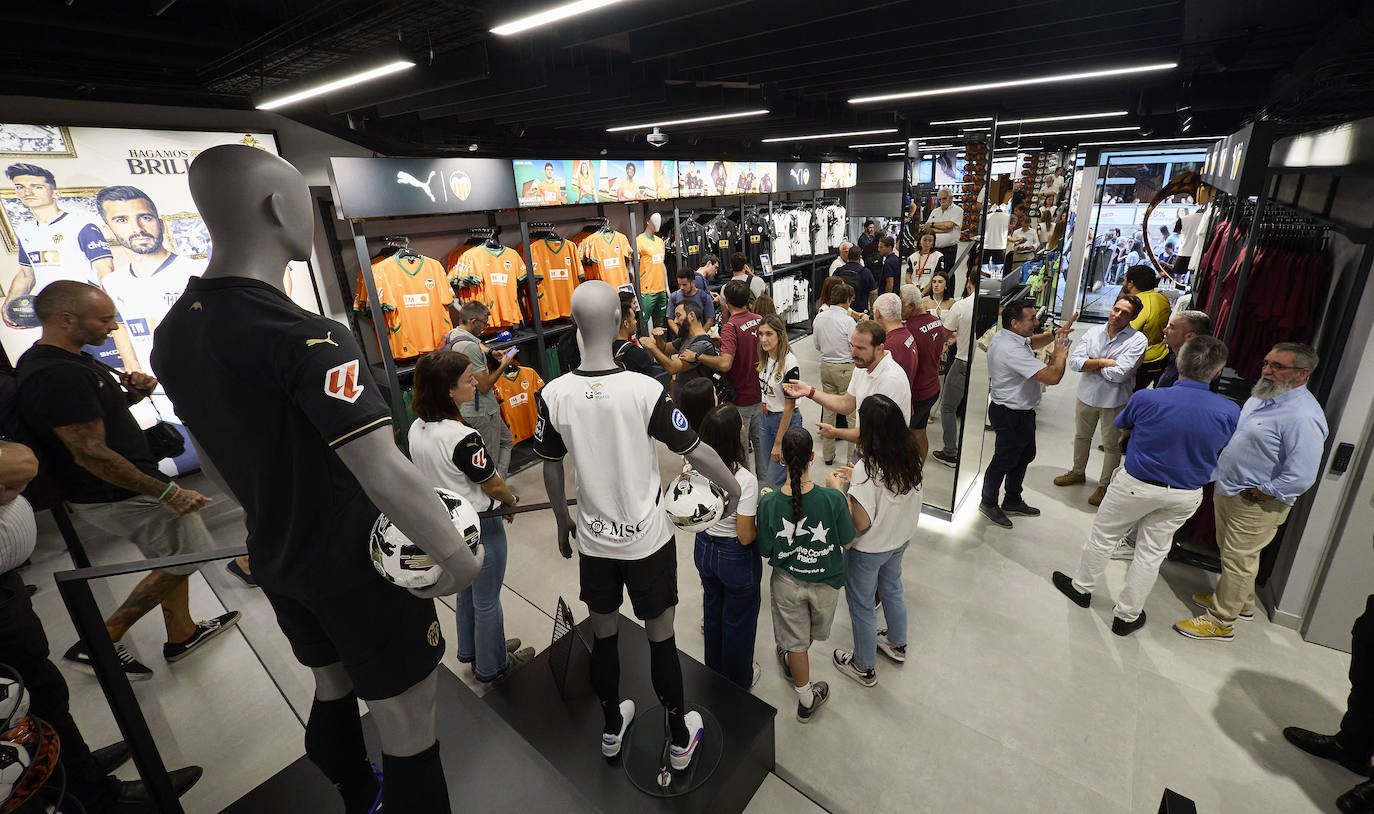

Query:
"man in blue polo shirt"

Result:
[[1052, 336, 1238, 637]]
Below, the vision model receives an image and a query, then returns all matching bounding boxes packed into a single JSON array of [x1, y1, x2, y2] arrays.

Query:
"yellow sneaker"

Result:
[[1191, 593, 1255, 621], [1174, 615, 1235, 641]]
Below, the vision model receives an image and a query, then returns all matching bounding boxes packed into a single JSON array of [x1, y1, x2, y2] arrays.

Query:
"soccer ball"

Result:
[[0, 677, 26, 731], [664, 471, 726, 534], [369, 487, 482, 588], [0, 740, 30, 804]]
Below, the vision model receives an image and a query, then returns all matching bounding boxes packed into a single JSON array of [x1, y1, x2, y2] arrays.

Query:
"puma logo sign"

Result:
[[396, 170, 437, 202], [306, 331, 338, 348]]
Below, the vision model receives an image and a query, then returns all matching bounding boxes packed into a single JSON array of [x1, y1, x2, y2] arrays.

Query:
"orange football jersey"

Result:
[[635, 233, 668, 294], [519, 237, 580, 321], [360, 255, 453, 360], [452, 246, 530, 329], [581, 230, 633, 289], [495, 365, 545, 444]]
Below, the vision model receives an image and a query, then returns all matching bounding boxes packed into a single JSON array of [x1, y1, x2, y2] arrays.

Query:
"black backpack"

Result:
[[832, 265, 862, 296]]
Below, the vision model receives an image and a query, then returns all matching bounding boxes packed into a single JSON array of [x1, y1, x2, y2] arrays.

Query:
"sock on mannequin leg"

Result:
[[590, 633, 622, 733], [649, 637, 689, 746], [304, 695, 378, 814], [382, 741, 451, 814]]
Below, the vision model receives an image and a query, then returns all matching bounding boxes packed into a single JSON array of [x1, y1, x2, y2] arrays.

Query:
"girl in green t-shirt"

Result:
[[756, 427, 855, 723]]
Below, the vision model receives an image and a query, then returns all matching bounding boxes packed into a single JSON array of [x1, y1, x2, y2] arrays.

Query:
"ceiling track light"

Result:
[[848, 141, 905, 148], [850, 62, 1178, 104], [1079, 135, 1222, 146], [491, 0, 627, 36], [1000, 125, 1139, 139], [761, 128, 898, 143], [254, 45, 415, 110], [929, 117, 993, 125], [1001, 110, 1130, 125], [604, 108, 769, 133]]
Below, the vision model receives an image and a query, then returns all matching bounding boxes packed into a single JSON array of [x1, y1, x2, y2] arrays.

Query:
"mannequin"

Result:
[[637, 212, 669, 330], [154, 145, 481, 814], [538, 281, 739, 766]]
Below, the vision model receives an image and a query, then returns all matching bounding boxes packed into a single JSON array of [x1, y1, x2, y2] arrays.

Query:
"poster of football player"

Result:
[[512, 159, 568, 207], [644, 159, 677, 200], [821, 161, 858, 189], [598, 160, 653, 202], [0, 124, 322, 475], [677, 159, 708, 197]]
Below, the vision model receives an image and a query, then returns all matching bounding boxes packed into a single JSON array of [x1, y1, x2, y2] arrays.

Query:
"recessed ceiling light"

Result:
[[604, 109, 768, 133], [761, 128, 898, 143], [491, 0, 628, 36], [850, 62, 1177, 104], [1001, 126, 1139, 139]]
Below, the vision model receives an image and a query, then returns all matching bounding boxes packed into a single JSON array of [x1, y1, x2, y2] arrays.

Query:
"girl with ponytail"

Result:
[[755, 427, 855, 724], [828, 394, 923, 688]]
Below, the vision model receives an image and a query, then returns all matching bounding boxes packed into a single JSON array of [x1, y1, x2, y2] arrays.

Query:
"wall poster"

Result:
[[0, 123, 321, 476]]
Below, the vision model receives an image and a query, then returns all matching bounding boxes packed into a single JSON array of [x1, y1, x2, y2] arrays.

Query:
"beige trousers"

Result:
[[819, 361, 855, 463], [1071, 399, 1123, 486], [1203, 491, 1291, 625]]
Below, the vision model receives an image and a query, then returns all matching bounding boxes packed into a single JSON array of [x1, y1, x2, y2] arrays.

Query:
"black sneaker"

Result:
[[64, 642, 153, 681], [932, 450, 958, 468], [1002, 502, 1041, 517], [163, 611, 241, 663], [1052, 571, 1091, 608], [1111, 611, 1147, 637], [795, 681, 830, 724], [776, 647, 793, 681], [979, 503, 1013, 528]]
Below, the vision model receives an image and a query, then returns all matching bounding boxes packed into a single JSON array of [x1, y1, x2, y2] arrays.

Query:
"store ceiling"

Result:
[[3, 0, 1372, 158]]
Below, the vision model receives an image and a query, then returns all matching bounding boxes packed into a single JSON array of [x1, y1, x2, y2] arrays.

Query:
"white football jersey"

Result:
[[101, 253, 206, 375], [14, 210, 112, 291], [811, 208, 828, 256], [790, 209, 812, 258], [769, 211, 792, 265], [830, 205, 847, 248]]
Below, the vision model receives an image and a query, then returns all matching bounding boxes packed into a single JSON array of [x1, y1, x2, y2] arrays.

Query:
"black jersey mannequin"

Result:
[[542, 281, 740, 762], [178, 144, 481, 813]]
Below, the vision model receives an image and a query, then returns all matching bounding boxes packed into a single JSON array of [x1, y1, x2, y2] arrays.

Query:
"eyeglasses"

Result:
[[1259, 360, 1305, 372]]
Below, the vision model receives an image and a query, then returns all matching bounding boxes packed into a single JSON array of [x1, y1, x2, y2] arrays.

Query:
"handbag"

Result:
[[95, 360, 186, 461]]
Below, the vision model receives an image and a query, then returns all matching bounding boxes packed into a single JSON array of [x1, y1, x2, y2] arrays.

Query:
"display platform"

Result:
[[482, 614, 776, 814], [221, 668, 598, 813]]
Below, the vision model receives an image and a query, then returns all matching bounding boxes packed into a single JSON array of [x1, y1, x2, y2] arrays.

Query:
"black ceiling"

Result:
[[4, 0, 1373, 159]]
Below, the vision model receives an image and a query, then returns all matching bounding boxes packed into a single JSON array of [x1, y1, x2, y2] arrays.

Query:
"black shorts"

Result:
[[909, 393, 940, 427], [579, 537, 679, 620], [263, 579, 443, 701]]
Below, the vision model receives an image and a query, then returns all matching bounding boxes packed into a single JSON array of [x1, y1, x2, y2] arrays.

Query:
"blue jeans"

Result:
[[759, 408, 803, 490], [843, 543, 909, 671], [694, 532, 763, 688], [456, 517, 510, 682]]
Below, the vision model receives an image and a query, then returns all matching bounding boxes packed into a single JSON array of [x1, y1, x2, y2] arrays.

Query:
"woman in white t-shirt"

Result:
[[691, 404, 761, 689], [827, 394, 923, 686], [756, 314, 802, 490], [906, 229, 943, 290], [409, 351, 533, 683]]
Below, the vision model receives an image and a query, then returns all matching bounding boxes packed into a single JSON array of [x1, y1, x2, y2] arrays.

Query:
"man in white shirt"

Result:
[[983, 205, 1010, 266], [829, 241, 853, 275], [810, 283, 858, 464], [925, 188, 963, 274], [784, 320, 910, 461], [1052, 295, 1147, 505], [980, 299, 1074, 528], [933, 274, 978, 468]]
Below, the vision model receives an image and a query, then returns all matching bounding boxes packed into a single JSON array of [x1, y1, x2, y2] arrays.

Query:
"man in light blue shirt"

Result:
[[979, 299, 1074, 528], [1176, 342, 1329, 641], [1054, 294, 1146, 505]]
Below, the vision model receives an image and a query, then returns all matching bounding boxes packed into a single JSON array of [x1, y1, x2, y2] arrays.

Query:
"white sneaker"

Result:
[[669, 710, 704, 770], [1110, 541, 1136, 561], [601, 699, 635, 757]]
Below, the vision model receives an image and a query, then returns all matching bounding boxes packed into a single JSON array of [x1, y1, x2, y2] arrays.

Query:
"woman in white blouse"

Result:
[[906, 229, 943, 290]]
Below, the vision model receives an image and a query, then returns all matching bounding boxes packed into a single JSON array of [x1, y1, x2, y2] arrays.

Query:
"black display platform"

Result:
[[482, 615, 776, 814], [221, 668, 598, 813]]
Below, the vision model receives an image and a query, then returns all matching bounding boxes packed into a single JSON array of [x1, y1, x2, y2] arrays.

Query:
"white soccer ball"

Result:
[[0, 740, 30, 804], [0, 678, 26, 732], [369, 487, 482, 589], [664, 471, 726, 534]]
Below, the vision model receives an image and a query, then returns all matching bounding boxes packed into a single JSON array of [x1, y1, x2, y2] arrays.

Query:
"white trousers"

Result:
[[1071, 470, 1203, 622]]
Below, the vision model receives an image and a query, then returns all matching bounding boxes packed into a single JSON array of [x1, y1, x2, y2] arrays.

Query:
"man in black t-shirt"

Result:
[[613, 290, 668, 387], [16, 282, 238, 681]]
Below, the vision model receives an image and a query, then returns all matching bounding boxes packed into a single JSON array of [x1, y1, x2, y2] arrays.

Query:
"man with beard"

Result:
[[1175, 342, 1328, 641]]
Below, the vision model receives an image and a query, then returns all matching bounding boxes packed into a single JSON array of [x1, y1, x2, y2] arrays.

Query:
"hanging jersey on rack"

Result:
[[830, 205, 847, 249], [770, 210, 793, 265], [705, 214, 740, 266], [451, 245, 532, 330], [581, 230, 633, 289], [742, 211, 771, 269], [790, 208, 812, 258], [494, 365, 545, 445], [356, 254, 454, 360], [670, 218, 710, 272], [810, 207, 827, 256], [521, 236, 580, 321]]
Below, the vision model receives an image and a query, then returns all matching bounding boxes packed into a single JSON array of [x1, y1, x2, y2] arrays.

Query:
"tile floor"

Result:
[[20, 325, 1359, 814]]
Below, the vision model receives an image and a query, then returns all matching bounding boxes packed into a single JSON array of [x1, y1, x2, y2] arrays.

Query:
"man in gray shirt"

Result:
[[446, 300, 516, 476], [980, 299, 1074, 528], [811, 282, 857, 464], [667, 266, 715, 339]]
